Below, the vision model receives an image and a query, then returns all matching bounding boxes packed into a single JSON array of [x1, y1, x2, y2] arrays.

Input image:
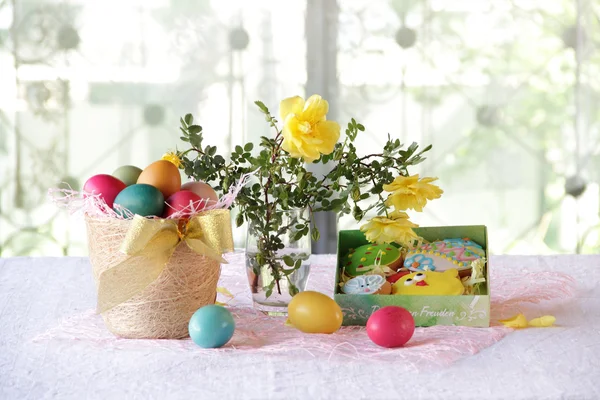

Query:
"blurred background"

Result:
[[1, 0, 599, 256]]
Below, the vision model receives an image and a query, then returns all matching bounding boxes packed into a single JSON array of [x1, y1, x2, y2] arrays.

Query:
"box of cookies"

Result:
[[334, 225, 490, 327]]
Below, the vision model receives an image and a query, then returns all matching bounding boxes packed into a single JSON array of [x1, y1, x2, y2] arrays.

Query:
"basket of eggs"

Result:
[[59, 157, 235, 339]]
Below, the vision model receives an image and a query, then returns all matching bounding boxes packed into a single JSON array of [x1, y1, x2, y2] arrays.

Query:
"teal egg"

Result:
[[112, 165, 143, 187], [188, 305, 235, 348], [113, 184, 164, 217]]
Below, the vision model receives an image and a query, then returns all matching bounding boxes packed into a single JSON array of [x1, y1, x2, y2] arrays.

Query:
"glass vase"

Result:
[[245, 208, 311, 315]]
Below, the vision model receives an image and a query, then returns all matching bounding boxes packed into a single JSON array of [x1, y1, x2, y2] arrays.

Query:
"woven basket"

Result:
[[85, 215, 221, 339]]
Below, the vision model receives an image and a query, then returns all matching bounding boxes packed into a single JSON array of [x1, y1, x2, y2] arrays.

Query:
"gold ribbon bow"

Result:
[[97, 209, 234, 313]]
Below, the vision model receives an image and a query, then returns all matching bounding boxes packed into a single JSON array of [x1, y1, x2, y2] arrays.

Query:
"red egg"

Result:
[[180, 181, 218, 207], [163, 190, 203, 218], [366, 306, 415, 348], [83, 174, 126, 208]]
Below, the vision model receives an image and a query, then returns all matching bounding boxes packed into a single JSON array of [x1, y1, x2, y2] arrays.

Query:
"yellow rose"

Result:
[[359, 211, 419, 246], [279, 95, 341, 163], [162, 152, 182, 168], [383, 174, 443, 212]]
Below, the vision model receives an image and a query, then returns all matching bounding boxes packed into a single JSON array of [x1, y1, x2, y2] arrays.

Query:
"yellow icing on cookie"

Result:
[[392, 269, 464, 296]]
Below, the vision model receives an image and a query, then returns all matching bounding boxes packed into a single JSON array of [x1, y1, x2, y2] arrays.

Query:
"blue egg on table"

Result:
[[188, 305, 235, 348], [113, 183, 164, 217]]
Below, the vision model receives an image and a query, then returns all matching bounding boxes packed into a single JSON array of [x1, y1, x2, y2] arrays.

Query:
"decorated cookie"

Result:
[[343, 275, 392, 295], [343, 244, 402, 277], [392, 269, 464, 296], [386, 268, 411, 284], [403, 238, 485, 277]]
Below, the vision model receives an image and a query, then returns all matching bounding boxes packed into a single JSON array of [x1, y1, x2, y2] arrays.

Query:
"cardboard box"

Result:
[[334, 226, 490, 327]]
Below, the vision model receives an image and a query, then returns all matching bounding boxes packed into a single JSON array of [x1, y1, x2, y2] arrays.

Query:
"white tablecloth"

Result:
[[0, 255, 599, 400]]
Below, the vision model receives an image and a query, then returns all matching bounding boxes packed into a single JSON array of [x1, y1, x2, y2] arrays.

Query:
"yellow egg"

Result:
[[287, 291, 343, 334]]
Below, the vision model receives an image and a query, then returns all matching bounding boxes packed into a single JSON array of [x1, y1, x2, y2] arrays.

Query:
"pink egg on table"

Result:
[[83, 174, 126, 208], [366, 306, 415, 348], [163, 190, 203, 218], [180, 181, 218, 208]]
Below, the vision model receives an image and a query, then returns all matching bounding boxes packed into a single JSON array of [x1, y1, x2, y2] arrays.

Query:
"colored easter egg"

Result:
[[188, 305, 235, 348], [113, 184, 164, 217], [287, 291, 343, 334], [112, 165, 143, 187], [180, 181, 218, 208], [137, 160, 181, 198], [366, 306, 415, 348], [163, 190, 202, 218], [83, 174, 126, 208]]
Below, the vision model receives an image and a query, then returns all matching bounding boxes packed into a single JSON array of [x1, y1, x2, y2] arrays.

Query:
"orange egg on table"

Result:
[[181, 181, 218, 208], [137, 160, 181, 198]]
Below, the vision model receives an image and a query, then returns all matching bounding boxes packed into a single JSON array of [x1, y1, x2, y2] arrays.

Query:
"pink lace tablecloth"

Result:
[[1, 254, 597, 400]]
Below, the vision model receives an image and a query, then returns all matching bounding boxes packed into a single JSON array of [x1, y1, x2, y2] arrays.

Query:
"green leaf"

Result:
[[184, 114, 193, 126], [244, 143, 254, 151], [214, 155, 225, 166], [283, 255, 294, 266], [235, 145, 243, 154], [351, 186, 360, 201], [311, 226, 320, 242], [188, 125, 202, 134], [236, 213, 244, 227], [418, 144, 432, 154], [288, 283, 299, 296], [255, 100, 269, 114], [352, 205, 363, 220]]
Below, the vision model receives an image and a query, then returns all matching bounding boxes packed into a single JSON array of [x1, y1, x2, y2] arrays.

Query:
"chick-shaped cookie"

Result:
[[392, 269, 464, 296]]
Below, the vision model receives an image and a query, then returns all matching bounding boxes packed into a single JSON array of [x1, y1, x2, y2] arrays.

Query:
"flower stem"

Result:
[[261, 129, 284, 295]]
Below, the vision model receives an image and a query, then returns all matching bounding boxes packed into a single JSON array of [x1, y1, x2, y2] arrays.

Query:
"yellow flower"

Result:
[[499, 313, 528, 329], [162, 152, 182, 168], [383, 174, 443, 212], [359, 211, 419, 246], [528, 315, 556, 327], [279, 95, 341, 163]]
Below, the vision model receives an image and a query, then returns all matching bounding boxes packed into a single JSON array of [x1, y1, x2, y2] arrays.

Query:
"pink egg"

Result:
[[163, 190, 203, 218], [83, 174, 126, 208], [180, 181, 218, 207], [366, 306, 415, 348]]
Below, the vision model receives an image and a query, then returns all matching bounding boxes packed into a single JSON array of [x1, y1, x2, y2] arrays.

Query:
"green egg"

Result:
[[113, 184, 164, 217], [112, 165, 143, 187]]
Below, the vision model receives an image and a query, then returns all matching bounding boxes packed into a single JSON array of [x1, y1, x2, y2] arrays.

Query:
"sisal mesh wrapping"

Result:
[[85, 215, 221, 339]]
